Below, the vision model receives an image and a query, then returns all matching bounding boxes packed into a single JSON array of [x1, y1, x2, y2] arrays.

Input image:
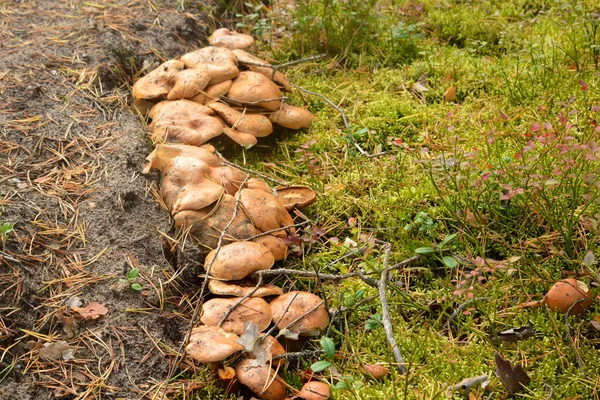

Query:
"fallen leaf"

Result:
[[447, 374, 489, 395], [39, 341, 74, 361], [494, 352, 530, 395], [492, 326, 536, 343], [443, 86, 457, 102], [71, 302, 108, 320], [56, 313, 78, 339], [517, 300, 543, 309]]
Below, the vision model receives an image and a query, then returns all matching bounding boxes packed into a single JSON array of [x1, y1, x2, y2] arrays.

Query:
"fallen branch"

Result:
[[378, 243, 406, 374]]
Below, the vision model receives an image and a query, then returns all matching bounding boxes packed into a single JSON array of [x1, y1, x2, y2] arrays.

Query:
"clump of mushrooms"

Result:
[[133, 29, 333, 400]]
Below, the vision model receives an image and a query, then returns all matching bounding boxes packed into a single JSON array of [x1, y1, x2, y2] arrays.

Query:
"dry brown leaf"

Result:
[[443, 86, 457, 102], [39, 341, 74, 361], [517, 300, 543, 309], [71, 302, 108, 320]]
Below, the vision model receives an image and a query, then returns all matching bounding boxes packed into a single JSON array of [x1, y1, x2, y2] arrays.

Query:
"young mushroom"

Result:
[[293, 382, 331, 400], [544, 278, 593, 315], [270, 291, 329, 338]]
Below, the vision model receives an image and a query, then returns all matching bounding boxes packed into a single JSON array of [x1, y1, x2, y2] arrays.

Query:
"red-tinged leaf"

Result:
[[494, 353, 530, 395], [71, 302, 108, 320]]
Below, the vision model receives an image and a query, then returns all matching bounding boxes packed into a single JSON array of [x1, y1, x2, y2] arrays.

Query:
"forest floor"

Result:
[[2, 0, 600, 400]]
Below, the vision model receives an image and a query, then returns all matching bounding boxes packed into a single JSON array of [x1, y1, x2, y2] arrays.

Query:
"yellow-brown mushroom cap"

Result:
[[201, 297, 272, 336], [269, 103, 314, 129], [186, 325, 244, 362], [270, 291, 329, 337], [205, 241, 275, 280], [209, 28, 255, 50], [235, 358, 287, 400], [227, 71, 282, 111]]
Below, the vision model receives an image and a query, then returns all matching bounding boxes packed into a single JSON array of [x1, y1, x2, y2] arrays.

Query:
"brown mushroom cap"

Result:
[[235, 358, 287, 400], [270, 291, 329, 337], [205, 241, 275, 280], [201, 297, 272, 336], [544, 278, 592, 315], [275, 186, 317, 211], [174, 194, 261, 249], [186, 325, 244, 362], [208, 279, 284, 298], [209, 102, 273, 137], [269, 104, 314, 129], [167, 67, 211, 100], [181, 46, 239, 85], [252, 235, 289, 261], [295, 382, 331, 400], [261, 335, 286, 367], [132, 60, 185, 102], [222, 125, 258, 148], [171, 180, 225, 214], [228, 71, 282, 111], [232, 49, 291, 91], [361, 364, 389, 380], [148, 100, 223, 146], [209, 165, 247, 195], [209, 28, 255, 50], [240, 189, 294, 236]]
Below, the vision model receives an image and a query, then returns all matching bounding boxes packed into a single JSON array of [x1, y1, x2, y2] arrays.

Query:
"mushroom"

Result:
[[205, 241, 275, 280], [252, 235, 289, 261], [201, 297, 272, 335], [167, 67, 211, 100], [209, 28, 255, 50], [209, 165, 247, 195], [192, 79, 233, 104], [294, 382, 330, 400], [174, 194, 261, 249], [275, 186, 317, 211], [240, 188, 295, 235], [186, 325, 244, 362], [261, 335, 286, 367], [361, 364, 389, 380], [222, 125, 258, 148], [148, 100, 223, 146], [208, 279, 284, 298], [270, 291, 329, 338], [233, 49, 291, 91], [181, 46, 239, 85], [227, 71, 282, 111], [209, 102, 274, 137], [544, 278, 592, 315], [269, 103, 314, 129], [235, 358, 287, 400], [132, 60, 185, 105]]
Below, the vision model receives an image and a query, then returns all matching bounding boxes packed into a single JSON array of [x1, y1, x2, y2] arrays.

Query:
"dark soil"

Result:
[[0, 1, 227, 398]]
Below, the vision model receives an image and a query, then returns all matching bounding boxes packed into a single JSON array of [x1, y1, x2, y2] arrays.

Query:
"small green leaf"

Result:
[[334, 381, 348, 389], [440, 233, 458, 247], [320, 337, 335, 359], [118, 278, 129, 284], [415, 247, 436, 254], [130, 283, 142, 291], [128, 268, 140, 280], [311, 360, 332, 372], [442, 256, 459, 268]]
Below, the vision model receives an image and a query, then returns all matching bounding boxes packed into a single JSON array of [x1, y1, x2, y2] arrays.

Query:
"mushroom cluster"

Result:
[[132, 28, 314, 148], [134, 29, 330, 400]]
